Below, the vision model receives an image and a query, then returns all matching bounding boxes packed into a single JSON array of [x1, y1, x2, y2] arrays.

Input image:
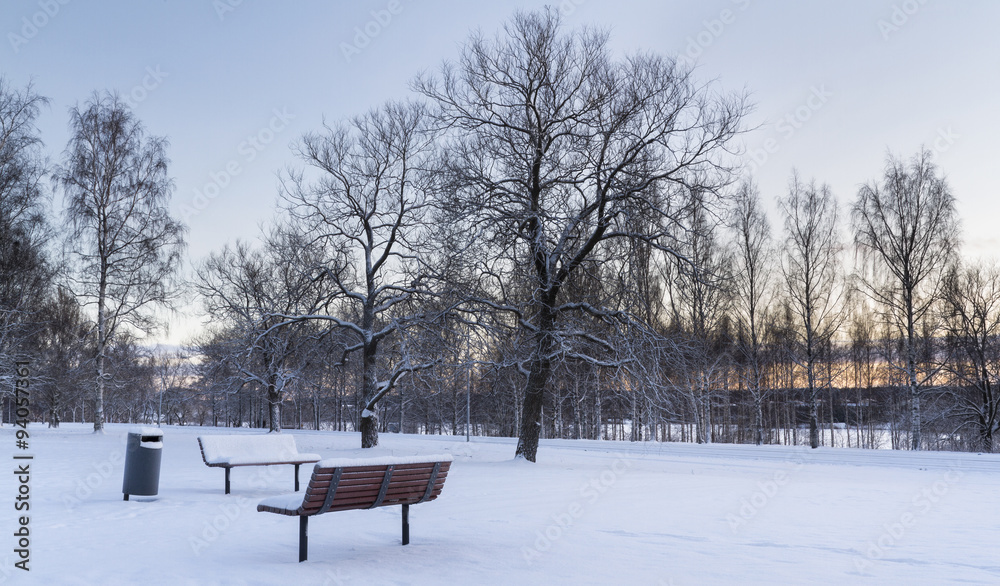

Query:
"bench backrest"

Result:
[[198, 434, 301, 466], [299, 456, 452, 515]]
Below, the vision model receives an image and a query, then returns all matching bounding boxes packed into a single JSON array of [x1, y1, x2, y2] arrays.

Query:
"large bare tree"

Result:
[[780, 173, 844, 449], [852, 149, 960, 450], [280, 100, 441, 448], [416, 9, 746, 461], [57, 92, 185, 433]]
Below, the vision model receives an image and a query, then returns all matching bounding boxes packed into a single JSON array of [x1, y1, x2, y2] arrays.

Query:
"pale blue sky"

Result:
[[3, 0, 998, 343]]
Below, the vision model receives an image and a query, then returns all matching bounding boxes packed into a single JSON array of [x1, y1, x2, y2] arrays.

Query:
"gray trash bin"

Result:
[[122, 427, 163, 501]]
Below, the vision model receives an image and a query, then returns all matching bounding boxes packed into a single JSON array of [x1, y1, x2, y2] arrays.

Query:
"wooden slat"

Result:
[[285, 461, 450, 518], [308, 472, 448, 492]]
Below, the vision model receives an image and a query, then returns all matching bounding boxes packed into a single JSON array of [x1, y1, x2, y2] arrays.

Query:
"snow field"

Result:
[[3, 424, 1000, 585]]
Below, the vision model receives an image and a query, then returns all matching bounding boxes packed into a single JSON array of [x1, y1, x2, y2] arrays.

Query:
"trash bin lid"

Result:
[[130, 427, 164, 441]]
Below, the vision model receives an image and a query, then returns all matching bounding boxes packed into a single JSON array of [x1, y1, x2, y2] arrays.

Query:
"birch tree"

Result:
[[665, 189, 731, 444], [780, 173, 844, 449], [417, 9, 746, 461], [730, 180, 774, 444], [58, 92, 185, 432], [852, 149, 959, 450]]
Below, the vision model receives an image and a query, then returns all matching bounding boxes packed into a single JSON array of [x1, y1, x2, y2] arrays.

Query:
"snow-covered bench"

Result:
[[257, 454, 452, 562], [197, 434, 321, 495]]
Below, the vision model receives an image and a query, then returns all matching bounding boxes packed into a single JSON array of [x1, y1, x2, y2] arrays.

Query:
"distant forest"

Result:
[[2, 10, 996, 460]]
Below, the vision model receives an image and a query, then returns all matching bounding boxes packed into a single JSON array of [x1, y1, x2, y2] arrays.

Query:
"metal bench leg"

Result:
[[402, 504, 409, 545], [225, 468, 231, 495], [294, 464, 300, 492], [299, 516, 308, 562]]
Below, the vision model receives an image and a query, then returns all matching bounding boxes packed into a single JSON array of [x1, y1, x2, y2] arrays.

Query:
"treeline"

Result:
[[2, 10, 996, 459]]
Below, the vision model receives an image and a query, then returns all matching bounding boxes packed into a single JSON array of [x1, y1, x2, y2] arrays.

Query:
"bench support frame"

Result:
[[223, 464, 303, 495], [299, 516, 309, 562], [402, 504, 409, 546]]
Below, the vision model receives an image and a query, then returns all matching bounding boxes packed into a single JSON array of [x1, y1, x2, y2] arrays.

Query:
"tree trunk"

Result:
[[807, 316, 820, 449], [808, 386, 819, 449], [754, 393, 764, 446], [361, 333, 380, 448], [906, 294, 921, 451], [515, 329, 554, 462], [94, 285, 107, 433], [361, 411, 378, 448], [268, 389, 282, 433]]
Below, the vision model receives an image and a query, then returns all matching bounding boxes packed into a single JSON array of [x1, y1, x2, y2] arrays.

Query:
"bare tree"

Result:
[[280, 100, 441, 448], [34, 287, 92, 427], [852, 149, 960, 450], [150, 348, 197, 426], [0, 78, 51, 388], [416, 9, 746, 461], [664, 189, 732, 444], [780, 173, 844, 449], [845, 299, 885, 449], [196, 225, 328, 432], [57, 92, 186, 432], [939, 262, 1000, 452], [730, 180, 774, 444]]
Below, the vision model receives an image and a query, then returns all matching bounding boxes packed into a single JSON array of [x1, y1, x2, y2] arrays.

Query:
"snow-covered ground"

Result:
[[4, 423, 1000, 585]]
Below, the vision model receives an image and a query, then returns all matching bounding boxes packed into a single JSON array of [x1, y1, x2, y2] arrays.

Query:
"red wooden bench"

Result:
[[257, 454, 452, 562]]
